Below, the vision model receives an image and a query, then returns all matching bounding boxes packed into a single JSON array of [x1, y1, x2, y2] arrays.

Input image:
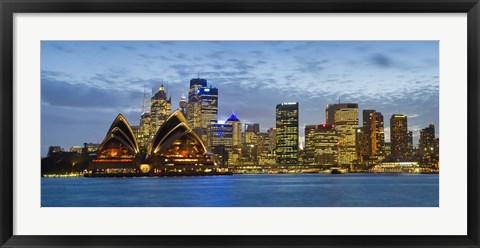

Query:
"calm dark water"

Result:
[[41, 174, 438, 207]]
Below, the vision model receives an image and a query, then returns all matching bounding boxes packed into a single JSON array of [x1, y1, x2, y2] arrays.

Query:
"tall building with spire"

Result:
[[138, 86, 151, 149], [150, 84, 171, 139]]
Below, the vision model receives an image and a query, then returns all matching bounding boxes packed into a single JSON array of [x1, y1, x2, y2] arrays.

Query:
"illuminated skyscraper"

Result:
[[150, 84, 171, 139], [187, 78, 207, 129], [326, 103, 358, 165], [362, 110, 385, 156], [390, 114, 409, 161], [276, 102, 299, 165], [186, 78, 218, 146], [210, 123, 233, 167], [305, 124, 338, 166], [419, 124, 439, 163], [226, 112, 241, 147]]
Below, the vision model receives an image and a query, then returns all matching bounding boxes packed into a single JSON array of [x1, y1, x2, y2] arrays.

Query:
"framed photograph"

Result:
[[1, 0, 479, 247]]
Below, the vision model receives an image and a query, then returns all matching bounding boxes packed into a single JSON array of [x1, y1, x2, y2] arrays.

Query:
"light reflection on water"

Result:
[[41, 174, 439, 207]]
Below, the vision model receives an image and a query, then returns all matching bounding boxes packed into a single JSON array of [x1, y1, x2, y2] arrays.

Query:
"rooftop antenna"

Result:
[[197, 72, 200, 78], [338, 98, 341, 104], [141, 84, 146, 114]]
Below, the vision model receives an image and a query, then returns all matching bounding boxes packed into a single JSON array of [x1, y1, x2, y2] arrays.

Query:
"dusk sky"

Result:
[[41, 41, 439, 156]]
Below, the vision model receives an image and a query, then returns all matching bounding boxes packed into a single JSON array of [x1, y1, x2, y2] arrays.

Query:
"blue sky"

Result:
[[41, 41, 439, 156]]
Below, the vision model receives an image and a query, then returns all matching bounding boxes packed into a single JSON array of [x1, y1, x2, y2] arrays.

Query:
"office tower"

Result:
[[187, 78, 207, 129], [186, 78, 218, 145], [210, 123, 233, 167], [304, 124, 338, 166], [390, 114, 409, 161], [226, 112, 242, 147], [326, 103, 358, 165], [276, 102, 299, 165], [355, 127, 369, 161], [210, 123, 233, 150], [150, 84, 171, 138], [362, 110, 385, 156], [419, 124, 439, 162], [243, 123, 260, 163]]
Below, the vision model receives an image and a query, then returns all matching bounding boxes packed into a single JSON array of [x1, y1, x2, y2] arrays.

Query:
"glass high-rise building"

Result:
[[150, 84, 171, 139], [187, 78, 207, 129], [304, 124, 338, 166], [362, 110, 385, 156], [419, 124, 439, 163], [226, 112, 241, 147], [326, 103, 358, 165], [276, 102, 299, 165], [186, 78, 218, 146], [390, 114, 409, 161]]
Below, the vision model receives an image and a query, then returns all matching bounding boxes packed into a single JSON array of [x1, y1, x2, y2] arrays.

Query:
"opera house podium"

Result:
[[86, 110, 229, 177]]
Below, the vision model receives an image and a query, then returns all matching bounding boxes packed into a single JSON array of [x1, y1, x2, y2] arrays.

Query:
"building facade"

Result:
[[276, 102, 299, 165], [150, 84, 172, 139], [326, 103, 358, 165], [419, 124, 439, 164], [390, 114, 409, 161], [304, 124, 338, 166]]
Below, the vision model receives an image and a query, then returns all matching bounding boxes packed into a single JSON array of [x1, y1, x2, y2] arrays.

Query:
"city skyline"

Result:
[[41, 41, 439, 156]]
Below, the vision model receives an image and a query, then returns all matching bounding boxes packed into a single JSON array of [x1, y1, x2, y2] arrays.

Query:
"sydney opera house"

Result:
[[86, 110, 227, 177]]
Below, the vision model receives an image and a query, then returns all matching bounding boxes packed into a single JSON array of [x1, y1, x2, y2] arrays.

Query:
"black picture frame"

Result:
[[1, 0, 479, 247]]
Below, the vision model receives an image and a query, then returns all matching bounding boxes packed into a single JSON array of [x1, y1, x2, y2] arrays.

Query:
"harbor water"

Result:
[[41, 173, 439, 207]]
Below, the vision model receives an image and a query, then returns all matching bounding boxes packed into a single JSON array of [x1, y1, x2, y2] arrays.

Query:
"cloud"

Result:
[[41, 77, 141, 110]]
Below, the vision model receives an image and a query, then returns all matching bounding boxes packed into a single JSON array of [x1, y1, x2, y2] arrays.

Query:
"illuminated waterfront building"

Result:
[[186, 78, 218, 146], [419, 124, 439, 163], [150, 84, 172, 140], [304, 124, 338, 166], [390, 114, 409, 161], [242, 123, 260, 164], [187, 78, 207, 129], [148, 110, 215, 172], [138, 112, 151, 149], [355, 127, 369, 162], [226, 112, 242, 147], [138, 87, 152, 149], [210, 123, 233, 167], [362, 110, 384, 156], [276, 102, 299, 165], [88, 114, 141, 173], [87, 111, 219, 176], [326, 103, 358, 165]]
